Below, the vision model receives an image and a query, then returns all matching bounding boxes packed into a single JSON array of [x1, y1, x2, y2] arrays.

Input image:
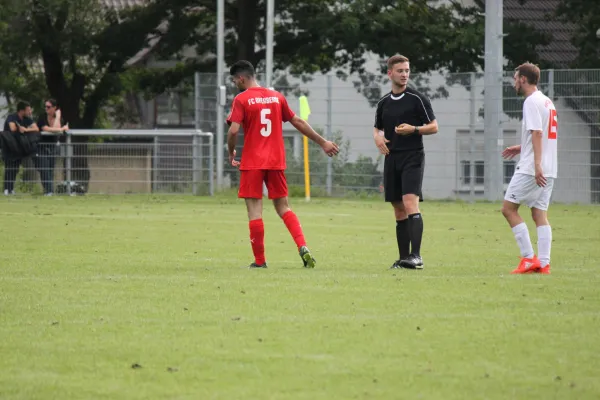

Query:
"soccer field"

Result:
[[1, 195, 599, 399]]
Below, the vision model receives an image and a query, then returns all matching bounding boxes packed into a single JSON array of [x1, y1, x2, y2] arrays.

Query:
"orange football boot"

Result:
[[537, 264, 551, 275], [510, 255, 541, 274]]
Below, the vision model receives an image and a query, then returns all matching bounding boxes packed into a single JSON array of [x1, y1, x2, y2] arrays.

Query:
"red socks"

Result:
[[248, 212, 306, 265], [248, 219, 265, 265], [282, 211, 306, 249]]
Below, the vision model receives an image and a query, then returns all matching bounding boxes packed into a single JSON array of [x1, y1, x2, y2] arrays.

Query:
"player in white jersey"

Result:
[[501, 63, 557, 275]]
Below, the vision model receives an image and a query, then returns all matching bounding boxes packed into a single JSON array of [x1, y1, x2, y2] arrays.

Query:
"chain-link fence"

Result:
[[185, 69, 598, 203], [2, 69, 598, 203], [1, 130, 213, 195]]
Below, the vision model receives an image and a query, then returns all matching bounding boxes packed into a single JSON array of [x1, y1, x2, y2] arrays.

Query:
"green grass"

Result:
[[1, 195, 599, 399]]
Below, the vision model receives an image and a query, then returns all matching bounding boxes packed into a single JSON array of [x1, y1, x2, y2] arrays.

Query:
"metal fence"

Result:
[[185, 69, 599, 204], [1, 129, 214, 195], [2, 69, 598, 203]]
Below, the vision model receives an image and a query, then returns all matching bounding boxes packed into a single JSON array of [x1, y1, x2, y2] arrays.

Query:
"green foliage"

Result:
[[0, 0, 201, 127], [284, 130, 382, 197], [342, 0, 553, 106], [551, 1, 600, 198], [0, 0, 206, 186], [1, 0, 597, 125], [556, 0, 600, 69], [0, 0, 574, 127]]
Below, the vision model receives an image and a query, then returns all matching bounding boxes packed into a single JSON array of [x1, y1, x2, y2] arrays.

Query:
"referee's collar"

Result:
[[390, 93, 406, 100]]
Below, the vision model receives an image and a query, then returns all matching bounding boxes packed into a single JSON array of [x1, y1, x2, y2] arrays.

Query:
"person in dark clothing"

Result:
[[3, 101, 39, 195], [373, 54, 439, 270], [36, 99, 69, 195]]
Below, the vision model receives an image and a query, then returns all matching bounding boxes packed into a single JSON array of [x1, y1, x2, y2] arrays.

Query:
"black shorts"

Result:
[[383, 150, 425, 202]]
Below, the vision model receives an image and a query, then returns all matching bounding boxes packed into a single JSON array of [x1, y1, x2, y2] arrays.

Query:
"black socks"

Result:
[[408, 213, 423, 256], [396, 219, 410, 260]]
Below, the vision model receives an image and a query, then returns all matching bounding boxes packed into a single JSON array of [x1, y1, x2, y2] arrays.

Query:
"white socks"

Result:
[[512, 223, 535, 259], [537, 225, 552, 267], [511, 222, 552, 266]]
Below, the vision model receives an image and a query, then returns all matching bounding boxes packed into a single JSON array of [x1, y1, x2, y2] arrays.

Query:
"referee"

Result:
[[373, 54, 438, 269]]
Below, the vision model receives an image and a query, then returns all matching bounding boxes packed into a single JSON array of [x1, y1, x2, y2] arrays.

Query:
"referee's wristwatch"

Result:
[[413, 126, 419, 135]]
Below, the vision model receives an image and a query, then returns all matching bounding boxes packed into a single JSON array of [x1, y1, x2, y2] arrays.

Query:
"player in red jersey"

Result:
[[226, 60, 339, 269]]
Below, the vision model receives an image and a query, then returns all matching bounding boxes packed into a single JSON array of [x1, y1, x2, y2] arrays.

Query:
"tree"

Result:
[[0, 0, 208, 186], [0, 0, 555, 122], [556, 0, 600, 68], [137, 0, 553, 102], [555, 0, 600, 202], [345, 0, 553, 106], [0, 0, 554, 188]]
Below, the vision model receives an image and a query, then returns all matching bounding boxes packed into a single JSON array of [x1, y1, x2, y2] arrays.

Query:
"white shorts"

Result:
[[504, 173, 555, 211]]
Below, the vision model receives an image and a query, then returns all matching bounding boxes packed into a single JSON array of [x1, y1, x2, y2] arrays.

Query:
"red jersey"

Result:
[[226, 87, 295, 170]]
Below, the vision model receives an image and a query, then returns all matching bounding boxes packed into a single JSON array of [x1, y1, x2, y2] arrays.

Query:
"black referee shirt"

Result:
[[374, 87, 435, 152]]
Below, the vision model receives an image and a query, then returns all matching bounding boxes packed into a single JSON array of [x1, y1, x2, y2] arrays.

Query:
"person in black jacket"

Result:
[[36, 99, 69, 196], [3, 101, 39, 195]]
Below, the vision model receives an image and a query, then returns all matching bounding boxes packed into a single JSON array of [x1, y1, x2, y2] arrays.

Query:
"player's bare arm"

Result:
[[8, 121, 17, 132], [227, 122, 241, 167], [372, 128, 390, 155], [502, 145, 521, 159], [289, 115, 339, 157], [531, 129, 546, 187], [395, 120, 438, 136]]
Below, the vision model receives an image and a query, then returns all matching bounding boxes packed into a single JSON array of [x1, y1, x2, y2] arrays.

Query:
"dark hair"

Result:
[[515, 62, 541, 85], [45, 98, 58, 107], [230, 60, 255, 78], [387, 54, 410, 70], [16, 101, 30, 112]]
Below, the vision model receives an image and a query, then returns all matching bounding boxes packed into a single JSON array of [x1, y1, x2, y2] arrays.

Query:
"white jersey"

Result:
[[517, 90, 558, 178]]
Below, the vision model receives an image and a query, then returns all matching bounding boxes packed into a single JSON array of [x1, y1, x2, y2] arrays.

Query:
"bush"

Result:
[[285, 130, 382, 197]]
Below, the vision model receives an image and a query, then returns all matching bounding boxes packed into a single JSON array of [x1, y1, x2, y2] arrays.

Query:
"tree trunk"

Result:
[[32, 5, 92, 191], [236, 0, 260, 65]]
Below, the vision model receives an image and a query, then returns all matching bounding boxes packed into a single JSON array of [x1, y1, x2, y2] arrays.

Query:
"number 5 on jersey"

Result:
[[260, 108, 272, 137], [548, 109, 557, 139]]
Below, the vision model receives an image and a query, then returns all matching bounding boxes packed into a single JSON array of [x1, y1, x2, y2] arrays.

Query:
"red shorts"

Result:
[[238, 169, 288, 199]]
